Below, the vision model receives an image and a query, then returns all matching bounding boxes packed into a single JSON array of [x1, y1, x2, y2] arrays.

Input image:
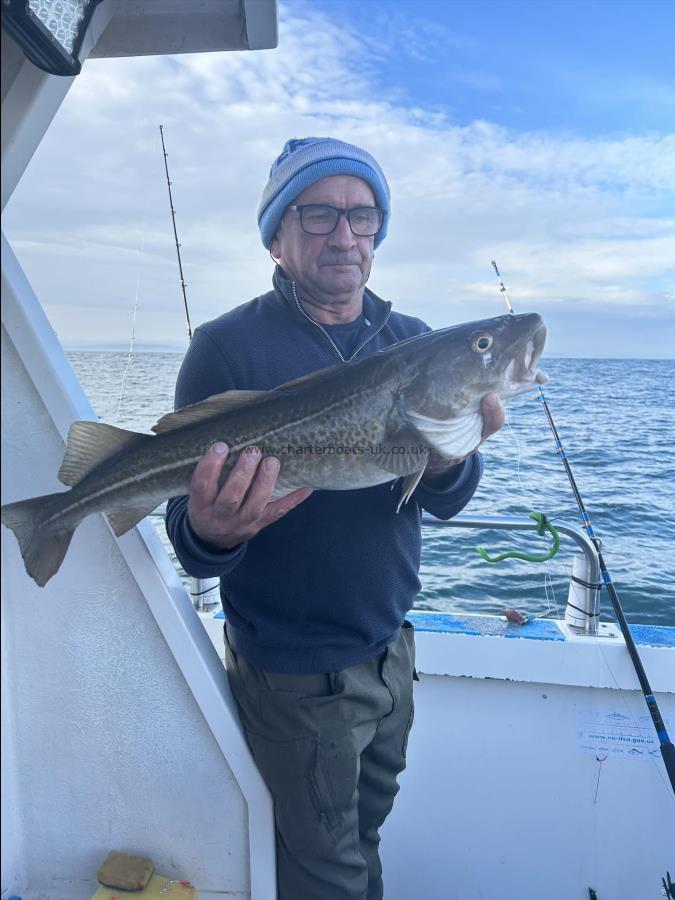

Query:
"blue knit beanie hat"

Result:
[[258, 137, 390, 249]]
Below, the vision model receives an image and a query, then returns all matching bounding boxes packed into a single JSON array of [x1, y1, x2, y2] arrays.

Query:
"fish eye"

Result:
[[472, 333, 494, 353]]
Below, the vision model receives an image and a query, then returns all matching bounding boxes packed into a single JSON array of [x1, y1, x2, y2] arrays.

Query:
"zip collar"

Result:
[[272, 266, 392, 362]]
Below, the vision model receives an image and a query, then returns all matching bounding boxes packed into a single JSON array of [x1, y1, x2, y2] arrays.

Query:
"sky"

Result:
[[4, 0, 675, 358]]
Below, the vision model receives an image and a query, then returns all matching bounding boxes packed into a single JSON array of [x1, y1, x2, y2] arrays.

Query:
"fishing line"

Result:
[[114, 234, 145, 427], [593, 753, 607, 805], [504, 416, 561, 619], [505, 417, 536, 512], [491, 259, 675, 797]]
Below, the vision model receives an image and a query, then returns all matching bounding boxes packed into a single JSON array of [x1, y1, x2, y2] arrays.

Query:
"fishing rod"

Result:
[[491, 259, 675, 796], [159, 124, 193, 342]]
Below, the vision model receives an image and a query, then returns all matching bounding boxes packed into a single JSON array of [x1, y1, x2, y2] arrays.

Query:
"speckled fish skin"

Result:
[[1, 312, 546, 586], [194, 311, 548, 498]]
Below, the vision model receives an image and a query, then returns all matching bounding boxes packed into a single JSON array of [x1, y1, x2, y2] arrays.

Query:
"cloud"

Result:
[[3, 5, 674, 356]]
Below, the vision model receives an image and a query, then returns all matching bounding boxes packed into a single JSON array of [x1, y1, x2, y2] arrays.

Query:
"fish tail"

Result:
[[1, 493, 74, 587]]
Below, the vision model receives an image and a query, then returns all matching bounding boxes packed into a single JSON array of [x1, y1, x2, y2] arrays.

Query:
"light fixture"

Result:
[[1, 0, 103, 76]]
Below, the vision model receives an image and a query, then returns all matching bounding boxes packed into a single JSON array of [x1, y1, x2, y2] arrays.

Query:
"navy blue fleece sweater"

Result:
[[166, 269, 483, 673]]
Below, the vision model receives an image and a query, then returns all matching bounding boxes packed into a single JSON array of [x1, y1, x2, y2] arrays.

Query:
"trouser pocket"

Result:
[[401, 703, 415, 756], [401, 619, 419, 680], [246, 731, 359, 852]]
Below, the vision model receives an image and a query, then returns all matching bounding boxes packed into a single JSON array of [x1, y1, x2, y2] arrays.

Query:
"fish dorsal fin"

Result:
[[273, 367, 332, 391], [58, 421, 148, 487], [151, 390, 267, 434]]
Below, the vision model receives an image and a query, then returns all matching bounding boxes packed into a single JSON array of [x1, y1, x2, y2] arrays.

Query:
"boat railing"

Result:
[[151, 505, 601, 633], [421, 514, 601, 635]]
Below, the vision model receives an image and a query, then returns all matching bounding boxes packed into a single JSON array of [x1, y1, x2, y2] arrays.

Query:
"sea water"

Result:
[[67, 351, 675, 627]]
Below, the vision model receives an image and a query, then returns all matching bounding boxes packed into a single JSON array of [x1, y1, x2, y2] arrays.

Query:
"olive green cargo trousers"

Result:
[[224, 621, 416, 900]]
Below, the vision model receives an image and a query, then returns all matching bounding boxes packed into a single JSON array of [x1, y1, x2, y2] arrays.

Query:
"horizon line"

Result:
[[63, 343, 675, 362]]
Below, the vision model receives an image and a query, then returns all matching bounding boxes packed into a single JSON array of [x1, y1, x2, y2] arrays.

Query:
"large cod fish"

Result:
[[2, 312, 547, 586]]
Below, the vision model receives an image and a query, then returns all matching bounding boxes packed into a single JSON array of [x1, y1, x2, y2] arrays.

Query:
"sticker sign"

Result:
[[575, 705, 670, 760]]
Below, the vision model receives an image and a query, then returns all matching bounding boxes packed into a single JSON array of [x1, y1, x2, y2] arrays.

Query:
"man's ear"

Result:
[[269, 233, 281, 262]]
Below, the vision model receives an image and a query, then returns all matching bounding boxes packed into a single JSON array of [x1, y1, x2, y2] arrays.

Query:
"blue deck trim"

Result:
[[628, 624, 675, 648], [408, 610, 565, 641], [212, 608, 675, 647]]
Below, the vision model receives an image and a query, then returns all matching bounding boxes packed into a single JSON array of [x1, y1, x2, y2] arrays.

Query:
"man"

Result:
[[166, 137, 504, 900]]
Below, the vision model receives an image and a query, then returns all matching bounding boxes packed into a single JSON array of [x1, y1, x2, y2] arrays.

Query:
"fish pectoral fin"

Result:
[[152, 389, 268, 434], [58, 421, 149, 487], [107, 502, 159, 537], [396, 463, 429, 513], [378, 421, 428, 477]]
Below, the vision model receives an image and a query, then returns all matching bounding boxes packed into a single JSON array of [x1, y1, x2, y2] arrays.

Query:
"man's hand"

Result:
[[422, 393, 506, 484], [187, 442, 313, 550]]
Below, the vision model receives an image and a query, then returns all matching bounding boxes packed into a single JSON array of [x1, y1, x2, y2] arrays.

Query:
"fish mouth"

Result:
[[502, 321, 548, 397]]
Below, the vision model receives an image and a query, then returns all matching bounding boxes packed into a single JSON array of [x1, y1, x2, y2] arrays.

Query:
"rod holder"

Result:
[[189, 577, 220, 611], [565, 551, 601, 631]]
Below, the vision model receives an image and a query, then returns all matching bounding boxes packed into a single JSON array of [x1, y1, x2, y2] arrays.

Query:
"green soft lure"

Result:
[[476, 511, 560, 564]]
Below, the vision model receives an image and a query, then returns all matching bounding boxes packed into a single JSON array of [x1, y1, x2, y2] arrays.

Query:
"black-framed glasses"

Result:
[[288, 204, 385, 237]]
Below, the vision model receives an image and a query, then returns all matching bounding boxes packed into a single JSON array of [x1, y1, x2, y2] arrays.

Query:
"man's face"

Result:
[[271, 175, 377, 302]]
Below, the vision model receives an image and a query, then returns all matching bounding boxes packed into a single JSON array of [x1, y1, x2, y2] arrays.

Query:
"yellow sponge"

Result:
[[90, 873, 197, 899], [97, 851, 154, 891]]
